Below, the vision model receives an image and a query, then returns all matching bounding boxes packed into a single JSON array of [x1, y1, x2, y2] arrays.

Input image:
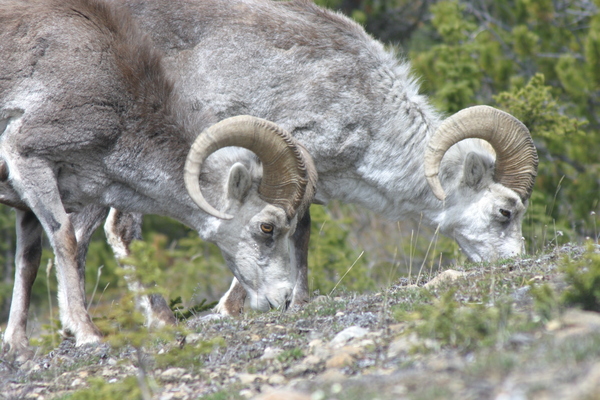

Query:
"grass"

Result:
[[5, 199, 600, 399]]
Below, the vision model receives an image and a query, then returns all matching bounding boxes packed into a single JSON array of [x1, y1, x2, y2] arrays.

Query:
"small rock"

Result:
[[71, 378, 84, 387], [199, 313, 227, 322], [250, 334, 261, 341], [261, 347, 284, 360], [512, 286, 530, 302], [310, 343, 331, 360], [238, 374, 258, 385], [185, 333, 202, 343], [318, 368, 346, 382], [388, 323, 406, 333], [338, 345, 364, 358], [562, 308, 600, 328], [312, 389, 326, 400], [267, 374, 286, 385], [284, 363, 311, 378], [161, 368, 186, 380], [392, 385, 408, 395], [101, 367, 117, 377], [21, 360, 41, 374], [330, 326, 368, 347], [554, 309, 600, 340], [325, 352, 354, 369], [312, 295, 329, 303], [424, 269, 466, 288], [254, 390, 311, 400], [239, 389, 255, 399], [238, 373, 262, 384], [387, 332, 419, 358], [303, 355, 322, 365], [181, 374, 193, 381]]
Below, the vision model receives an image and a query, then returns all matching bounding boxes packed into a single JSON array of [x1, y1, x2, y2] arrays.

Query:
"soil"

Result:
[[1, 244, 600, 400]]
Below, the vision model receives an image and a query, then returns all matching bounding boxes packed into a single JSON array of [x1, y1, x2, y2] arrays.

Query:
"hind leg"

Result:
[[104, 208, 176, 328], [2, 210, 43, 361], [70, 205, 110, 306]]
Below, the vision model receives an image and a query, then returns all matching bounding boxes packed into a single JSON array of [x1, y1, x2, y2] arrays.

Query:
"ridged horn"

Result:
[[184, 115, 317, 220], [424, 105, 538, 202]]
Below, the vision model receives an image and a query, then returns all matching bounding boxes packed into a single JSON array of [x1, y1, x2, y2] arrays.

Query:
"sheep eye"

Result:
[[260, 223, 274, 234], [499, 209, 511, 218]]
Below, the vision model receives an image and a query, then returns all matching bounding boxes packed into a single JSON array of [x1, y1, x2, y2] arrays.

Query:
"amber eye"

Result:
[[260, 223, 274, 234], [499, 209, 511, 218]]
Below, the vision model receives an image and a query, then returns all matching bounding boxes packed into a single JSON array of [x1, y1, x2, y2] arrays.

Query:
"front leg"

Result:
[[290, 209, 311, 307], [213, 277, 247, 316], [9, 158, 101, 347], [2, 210, 42, 361]]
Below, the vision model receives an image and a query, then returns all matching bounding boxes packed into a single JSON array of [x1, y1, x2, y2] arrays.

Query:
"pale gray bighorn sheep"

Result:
[[108, 0, 537, 317], [0, 0, 316, 358], [25, 0, 539, 323], [3, 0, 539, 346]]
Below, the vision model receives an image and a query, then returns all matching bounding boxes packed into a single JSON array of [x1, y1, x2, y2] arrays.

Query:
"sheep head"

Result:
[[424, 106, 538, 261], [184, 116, 317, 311]]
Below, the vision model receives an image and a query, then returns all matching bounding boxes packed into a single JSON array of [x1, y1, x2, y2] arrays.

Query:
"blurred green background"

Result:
[[1, 0, 599, 331]]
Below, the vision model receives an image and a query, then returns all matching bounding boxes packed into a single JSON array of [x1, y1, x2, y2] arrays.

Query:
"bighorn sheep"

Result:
[[0, 0, 316, 357], [3, 0, 539, 355], [111, 0, 538, 314]]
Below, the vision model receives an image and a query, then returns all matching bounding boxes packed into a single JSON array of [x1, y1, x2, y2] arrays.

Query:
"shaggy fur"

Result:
[[0, 0, 314, 358], [115, 0, 534, 259]]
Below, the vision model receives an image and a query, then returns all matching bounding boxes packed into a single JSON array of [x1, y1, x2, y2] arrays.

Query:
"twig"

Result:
[[329, 251, 364, 297], [87, 265, 104, 312]]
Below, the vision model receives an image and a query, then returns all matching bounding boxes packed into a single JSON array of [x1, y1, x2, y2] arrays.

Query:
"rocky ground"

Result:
[[2, 244, 600, 400]]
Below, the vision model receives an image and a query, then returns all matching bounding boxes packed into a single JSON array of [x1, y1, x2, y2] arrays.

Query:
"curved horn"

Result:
[[424, 105, 538, 201], [184, 115, 316, 220]]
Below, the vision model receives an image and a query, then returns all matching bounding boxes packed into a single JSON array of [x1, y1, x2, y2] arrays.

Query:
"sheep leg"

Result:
[[2, 210, 42, 361], [104, 208, 176, 328], [213, 277, 247, 316], [8, 157, 102, 346], [70, 205, 110, 306], [214, 209, 312, 316], [290, 209, 311, 307]]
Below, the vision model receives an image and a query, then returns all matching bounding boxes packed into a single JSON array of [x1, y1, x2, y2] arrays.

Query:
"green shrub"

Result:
[[65, 376, 143, 400], [561, 246, 600, 312]]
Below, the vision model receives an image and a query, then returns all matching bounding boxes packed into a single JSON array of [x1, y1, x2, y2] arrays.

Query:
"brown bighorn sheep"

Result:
[[0, 0, 316, 358]]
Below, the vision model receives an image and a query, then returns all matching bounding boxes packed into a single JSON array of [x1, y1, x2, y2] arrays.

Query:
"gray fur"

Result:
[[101, 0, 532, 317], [118, 0, 530, 260], [0, 0, 309, 357]]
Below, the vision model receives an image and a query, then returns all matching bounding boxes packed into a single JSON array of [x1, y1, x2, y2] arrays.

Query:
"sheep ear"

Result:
[[463, 152, 487, 189], [227, 162, 252, 201]]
